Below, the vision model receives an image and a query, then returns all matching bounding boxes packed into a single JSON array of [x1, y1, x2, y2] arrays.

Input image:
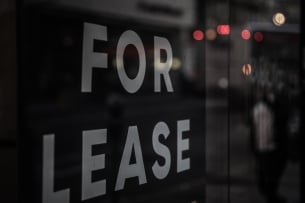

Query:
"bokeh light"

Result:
[[241, 29, 251, 40], [273, 13, 286, 26], [242, 63, 252, 76], [172, 57, 182, 70], [254, 32, 264, 42], [193, 30, 204, 41], [206, 29, 217, 40], [217, 25, 230, 35]]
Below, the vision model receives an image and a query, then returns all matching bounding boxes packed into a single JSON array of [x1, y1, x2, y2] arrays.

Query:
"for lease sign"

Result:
[[20, 9, 205, 202], [42, 22, 191, 203]]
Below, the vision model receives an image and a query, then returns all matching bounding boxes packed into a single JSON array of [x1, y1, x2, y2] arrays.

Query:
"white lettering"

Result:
[[82, 129, 107, 200], [43, 134, 70, 203], [152, 122, 171, 179], [115, 126, 147, 190], [81, 23, 108, 92], [116, 30, 146, 93], [154, 36, 173, 92], [177, 120, 190, 172], [81, 23, 175, 93]]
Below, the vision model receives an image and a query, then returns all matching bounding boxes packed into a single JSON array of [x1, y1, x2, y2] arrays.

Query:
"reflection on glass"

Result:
[[273, 13, 286, 26]]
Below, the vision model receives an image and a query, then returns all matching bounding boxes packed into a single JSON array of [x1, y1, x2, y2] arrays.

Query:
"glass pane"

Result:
[[19, 0, 206, 203], [229, 1, 301, 203], [205, 1, 230, 203], [1, 0, 301, 202]]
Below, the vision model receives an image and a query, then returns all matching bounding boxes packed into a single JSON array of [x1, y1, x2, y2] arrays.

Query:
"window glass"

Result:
[[15, 0, 302, 203]]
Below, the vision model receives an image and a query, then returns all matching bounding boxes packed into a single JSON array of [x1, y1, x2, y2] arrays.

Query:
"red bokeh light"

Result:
[[217, 25, 230, 35], [193, 30, 204, 41], [241, 29, 251, 40], [254, 32, 264, 42]]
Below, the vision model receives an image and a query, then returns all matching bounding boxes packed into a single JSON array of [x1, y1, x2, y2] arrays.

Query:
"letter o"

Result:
[[116, 30, 146, 93]]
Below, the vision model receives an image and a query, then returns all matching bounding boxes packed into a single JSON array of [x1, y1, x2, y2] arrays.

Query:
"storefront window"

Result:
[[0, 0, 302, 202]]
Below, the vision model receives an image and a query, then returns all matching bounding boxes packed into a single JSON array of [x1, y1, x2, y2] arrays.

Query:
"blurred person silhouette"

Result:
[[251, 87, 287, 203]]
